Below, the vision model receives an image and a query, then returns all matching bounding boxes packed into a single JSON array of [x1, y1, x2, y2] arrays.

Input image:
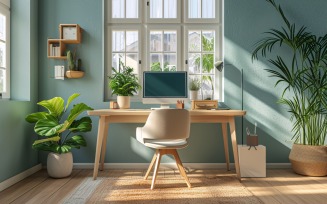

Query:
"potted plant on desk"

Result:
[[108, 62, 141, 109], [25, 93, 93, 178], [252, 0, 327, 176], [189, 77, 201, 100]]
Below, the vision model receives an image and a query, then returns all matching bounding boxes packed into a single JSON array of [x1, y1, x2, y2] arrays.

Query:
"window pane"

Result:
[[163, 31, 176, 52], [126, 0, 138, 18], [202, 54, 214, 73], [202, 75, 214, 100], [0, 42, 5, 67], [202, 31, 214, 51], [150, 31, 162, 52], [150, 54, 162, 71], [188, 0, 201, 18], [112, 53, 125, 71], [163, 54, 176, 71], [0, 69, 5, 92], [188, 53, 201, 74], [150, 0, 163, 18], [112, 31, 125, 52], [112, 0, 125, 18], [126, 31, 138, 52], [164, 0, 176, 18], [0, 14, 5, 41], [202, 0, 215, 18], [126, 53, 139, 75], [188, 31, 201, 52]]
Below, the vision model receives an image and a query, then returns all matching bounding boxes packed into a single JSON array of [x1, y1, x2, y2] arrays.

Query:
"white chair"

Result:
[[136, 109, 191, 189]]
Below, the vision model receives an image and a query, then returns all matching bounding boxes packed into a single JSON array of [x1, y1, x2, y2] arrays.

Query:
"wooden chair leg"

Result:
[[172, 149, 191, 188], [144, 150, 158, 180], [151, 150, 162, 190]]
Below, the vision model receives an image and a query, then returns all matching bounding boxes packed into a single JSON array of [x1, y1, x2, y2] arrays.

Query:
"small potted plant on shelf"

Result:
[[108, 61, 141, 109], [189, 77, 201, 100], [66, 50, 84, 79], [25, 93, 93, 178], [252, 0, 327, 176]]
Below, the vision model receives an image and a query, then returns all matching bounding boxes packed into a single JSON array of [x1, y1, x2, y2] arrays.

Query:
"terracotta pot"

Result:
[[117, 96, 130, 109], [47, 152, 73, 178], [289, 144, 327, 176]]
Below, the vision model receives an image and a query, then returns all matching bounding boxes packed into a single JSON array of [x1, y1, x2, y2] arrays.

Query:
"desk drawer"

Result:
[[191, 100, 218, 110]]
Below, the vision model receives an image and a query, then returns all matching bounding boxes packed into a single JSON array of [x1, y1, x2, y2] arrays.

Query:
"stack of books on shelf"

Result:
[[49, 43, 61, 57]]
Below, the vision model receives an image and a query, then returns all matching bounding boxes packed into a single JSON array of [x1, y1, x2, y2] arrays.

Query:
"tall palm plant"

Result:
[[252, 0, 327, 145]]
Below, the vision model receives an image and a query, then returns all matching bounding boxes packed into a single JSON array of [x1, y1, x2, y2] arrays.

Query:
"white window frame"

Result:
[[107, 0, 142, 23], [0, 1, 10, 99], [106, 0, 224, 101], [146, 0, 181, 23], [107, 25, 142, 100], [184, 0, 221, 24], [146, 25, 181, 71], [184, 25, 223, 101]]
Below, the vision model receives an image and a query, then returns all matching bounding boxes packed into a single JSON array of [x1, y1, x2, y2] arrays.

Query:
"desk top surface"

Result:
[[88, 109, 246, 116]]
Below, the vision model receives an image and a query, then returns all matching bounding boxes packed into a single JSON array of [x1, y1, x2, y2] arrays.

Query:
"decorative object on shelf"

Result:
[[25, 93, 93, 178], [191, 100, 218, 110], [108, 61, 141, 109], [252, 0, 327, 176], [54, 65, 65, 80], [47, 24, 82, 59], [189, 77, 201, 100], [65, 50, 84, 79]]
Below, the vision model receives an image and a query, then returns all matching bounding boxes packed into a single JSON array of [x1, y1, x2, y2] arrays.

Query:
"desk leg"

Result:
[[221, 123, 230, 171], [228, 117, 241, 181], [93, 116, 106, 180], [99, 122, 109, 171]]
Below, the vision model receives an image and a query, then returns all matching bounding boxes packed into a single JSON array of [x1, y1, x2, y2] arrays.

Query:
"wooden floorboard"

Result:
[[1, 169, 327, 204]]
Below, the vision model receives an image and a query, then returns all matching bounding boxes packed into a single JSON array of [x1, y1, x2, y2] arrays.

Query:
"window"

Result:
[[0, 1, 10, 99], [106, 0, 223, 101]]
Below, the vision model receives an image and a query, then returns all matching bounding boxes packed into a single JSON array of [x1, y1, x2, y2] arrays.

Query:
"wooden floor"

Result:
[[0, 168, 326, 204]]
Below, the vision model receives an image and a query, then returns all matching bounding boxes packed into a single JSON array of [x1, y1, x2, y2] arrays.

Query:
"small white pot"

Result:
[[47, 152, 73, 178], [190, 90, 198, 100], [117, 96, 130, 109]]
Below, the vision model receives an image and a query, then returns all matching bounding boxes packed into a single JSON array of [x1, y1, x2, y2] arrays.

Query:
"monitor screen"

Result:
[[142, 71, 188, 107]]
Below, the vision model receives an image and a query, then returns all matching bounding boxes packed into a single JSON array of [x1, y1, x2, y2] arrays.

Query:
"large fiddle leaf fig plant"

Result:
[[25, 93, 93, 153], [252, 0, 327, 145]]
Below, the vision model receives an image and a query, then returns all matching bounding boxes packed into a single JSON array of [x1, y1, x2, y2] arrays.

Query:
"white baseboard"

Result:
[[0, 164, 42, 192], [73, 163, 291, 170]]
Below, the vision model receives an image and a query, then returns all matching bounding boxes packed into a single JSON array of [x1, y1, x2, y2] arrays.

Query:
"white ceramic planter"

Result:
[[189, 91, 198, 100], [117, 96, 130, 109], [47, 152, 73, 178]]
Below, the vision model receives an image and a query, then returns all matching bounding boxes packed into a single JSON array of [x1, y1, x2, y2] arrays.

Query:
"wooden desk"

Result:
[[88, 109, 246, 180]]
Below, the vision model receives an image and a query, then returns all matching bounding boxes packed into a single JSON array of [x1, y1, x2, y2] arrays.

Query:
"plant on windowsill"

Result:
[[189, 77, 201, 100], [66, 50, 84, 79], [252, 0, 327, 176], [108, 61, 142, 109], [25, 93, 93, 178]]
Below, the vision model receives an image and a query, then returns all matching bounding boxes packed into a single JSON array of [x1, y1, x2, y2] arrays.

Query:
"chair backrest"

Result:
[[141, 109, 190, 140]]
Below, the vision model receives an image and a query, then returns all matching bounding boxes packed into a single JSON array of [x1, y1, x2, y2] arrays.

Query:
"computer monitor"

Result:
[[142, 71, 188, 108]]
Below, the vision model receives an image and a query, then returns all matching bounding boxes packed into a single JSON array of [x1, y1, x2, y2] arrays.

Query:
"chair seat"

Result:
[[143, 139, 188, 149]]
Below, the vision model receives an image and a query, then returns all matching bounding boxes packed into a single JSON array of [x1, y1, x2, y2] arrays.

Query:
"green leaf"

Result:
[[67, 103, 93, 125], [65, 93, 80, 111], [33, 136, 60, 145], [64, 135, 87, 148], [60, 145, 72, 153], [32, 142, 60, 153], [25, 112, 50, 123], [37, 97, 64, 118], [34, 116, 69, 136], [69, 117, 92, 132]]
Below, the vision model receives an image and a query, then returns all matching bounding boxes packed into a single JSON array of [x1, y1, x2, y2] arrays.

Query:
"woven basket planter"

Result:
[[289, 144, 327, 176]]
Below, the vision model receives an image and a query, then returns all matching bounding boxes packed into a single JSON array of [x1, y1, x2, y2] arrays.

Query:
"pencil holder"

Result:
[[246, 134, 258, 147], [176, 103, 184, 109]]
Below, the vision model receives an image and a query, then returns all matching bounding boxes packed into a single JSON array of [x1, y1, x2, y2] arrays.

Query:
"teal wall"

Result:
[[37, 0, 327, 165], [3, 0, 327, 182], [0, 0, 39, 183]]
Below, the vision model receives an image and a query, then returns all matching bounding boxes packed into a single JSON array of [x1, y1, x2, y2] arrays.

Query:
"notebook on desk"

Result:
[[218, 102, 231, 110]]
